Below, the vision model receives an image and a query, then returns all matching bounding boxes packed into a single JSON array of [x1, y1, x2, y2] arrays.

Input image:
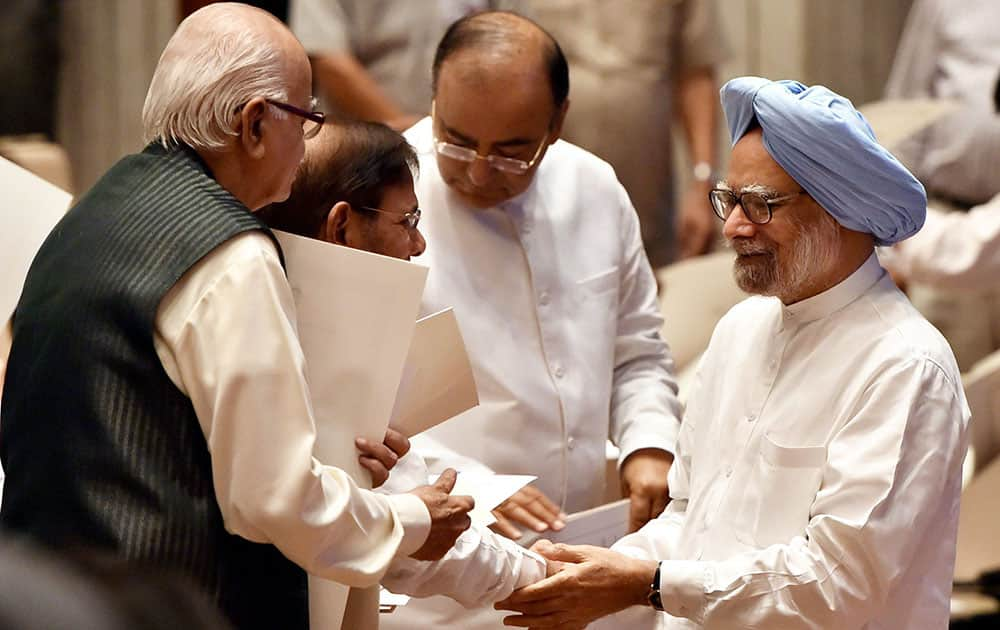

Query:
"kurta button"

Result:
[[567, 436, 576, 450], [554, 365, 565, 378], [539, 291, 550, 306], [725, 466, 733, 478], [746, 414, 756, 423]]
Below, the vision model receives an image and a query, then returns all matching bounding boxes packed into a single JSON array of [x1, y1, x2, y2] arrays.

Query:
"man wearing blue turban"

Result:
[[497, 77, 971, 629]]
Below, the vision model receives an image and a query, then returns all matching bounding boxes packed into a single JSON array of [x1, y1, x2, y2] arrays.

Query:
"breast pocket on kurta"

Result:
[[735, 433, 827, 548]]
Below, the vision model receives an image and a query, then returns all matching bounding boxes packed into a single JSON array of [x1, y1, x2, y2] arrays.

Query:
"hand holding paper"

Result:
[[491, 485, 566, 540], [408, 469, 475, 561], [356, 428, 410, 488]]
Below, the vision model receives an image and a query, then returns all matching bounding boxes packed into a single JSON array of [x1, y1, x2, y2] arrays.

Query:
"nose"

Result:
[[466, 156, 493, 187], [410, 227, 427, 257], [722, 202, 758, 241]]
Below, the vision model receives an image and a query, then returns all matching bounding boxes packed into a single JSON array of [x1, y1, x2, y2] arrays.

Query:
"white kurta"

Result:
[[153, 233, 431, 594], [379, 452, 546, 605], [605, 254, 970, 629], [384, 118, 682, 629], [405, 117, 681, 512], [888, 194, 1000, 290]]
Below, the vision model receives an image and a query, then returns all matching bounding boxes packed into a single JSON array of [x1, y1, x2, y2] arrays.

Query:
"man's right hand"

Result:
[[490, 485, 566, 540], [408, 468, 474, 561]]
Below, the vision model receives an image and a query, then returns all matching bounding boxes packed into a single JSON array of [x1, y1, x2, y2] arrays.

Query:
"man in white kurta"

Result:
[[498, 78, 970, 629], [382, 11, 682, 629]]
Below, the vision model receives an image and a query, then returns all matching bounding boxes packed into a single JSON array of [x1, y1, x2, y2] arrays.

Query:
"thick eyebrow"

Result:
[[440, 119, 536, 149], [717, 181, 780, 196]]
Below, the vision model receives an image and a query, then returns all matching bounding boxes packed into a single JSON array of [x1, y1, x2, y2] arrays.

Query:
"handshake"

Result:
[[495, 539, 660, 629]]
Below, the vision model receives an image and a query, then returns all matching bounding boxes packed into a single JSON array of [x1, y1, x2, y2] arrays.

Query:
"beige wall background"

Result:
[[55, 0, 913, 195], [57, 0, 176, 194]]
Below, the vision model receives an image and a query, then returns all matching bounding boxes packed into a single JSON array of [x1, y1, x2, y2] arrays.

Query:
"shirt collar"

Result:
[[781, 252, 884, 326]]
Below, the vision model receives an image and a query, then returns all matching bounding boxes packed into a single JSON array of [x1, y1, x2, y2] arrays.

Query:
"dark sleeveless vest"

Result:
[[0, 144, 308, 629]]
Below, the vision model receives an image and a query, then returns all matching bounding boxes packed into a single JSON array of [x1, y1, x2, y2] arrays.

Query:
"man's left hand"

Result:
[[677, 181, 716, 259], [620, 448, 673, 532], [356, 428, 410, 488], [496, 540, 658, 628]]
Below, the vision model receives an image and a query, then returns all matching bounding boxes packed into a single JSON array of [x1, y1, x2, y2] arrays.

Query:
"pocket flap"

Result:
[[761, 434, 827, 468]]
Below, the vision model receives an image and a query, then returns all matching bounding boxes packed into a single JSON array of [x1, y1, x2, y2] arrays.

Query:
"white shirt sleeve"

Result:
[[612, 360, 701, 561], [610, 183, 683, 465], [656, 358, 966, 628], [376, 448, 546, 605], [153, 232, 430, 587], [891, 195, 1000, 289], [382, 525, 546, 607]]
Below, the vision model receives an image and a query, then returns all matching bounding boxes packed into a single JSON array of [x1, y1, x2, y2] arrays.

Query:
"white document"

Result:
[[0, 157, 72, 322], [378, 587, 411, 612], [274, 231, 428, 630], [519, 499, 630, 548], [430, 472, 536, 528], [389, 307, 478, 437]]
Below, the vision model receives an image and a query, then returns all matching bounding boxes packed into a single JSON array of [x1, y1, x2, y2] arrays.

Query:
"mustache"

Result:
[[728, 238, 774, 256]]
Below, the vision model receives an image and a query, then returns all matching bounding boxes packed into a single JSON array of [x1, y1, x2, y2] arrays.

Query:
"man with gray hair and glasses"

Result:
[[498, 77, 970, 629], [0, 4, 473, 629]]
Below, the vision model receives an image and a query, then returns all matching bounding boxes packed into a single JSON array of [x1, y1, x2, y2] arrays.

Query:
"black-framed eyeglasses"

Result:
[[265, 97, 325, 139], [360, 206, 421, 230], [709, 188, 804, 225]]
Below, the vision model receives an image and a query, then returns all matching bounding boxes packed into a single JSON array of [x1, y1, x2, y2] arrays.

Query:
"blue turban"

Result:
[[720, 77, 926, 245]]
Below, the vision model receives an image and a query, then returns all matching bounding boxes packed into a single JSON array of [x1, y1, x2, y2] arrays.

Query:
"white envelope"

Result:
[[274, 231, 428, 630], [389, 307, 479, 437]]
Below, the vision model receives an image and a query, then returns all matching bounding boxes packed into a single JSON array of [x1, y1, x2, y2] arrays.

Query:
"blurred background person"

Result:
[[518, 0, 729, 266], [288, 0, 492, 131], [883, 0, 1000, 370]]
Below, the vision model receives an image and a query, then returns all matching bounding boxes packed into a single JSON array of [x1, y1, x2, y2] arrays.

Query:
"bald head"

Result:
[[432, 11, 568, 109], [142, 2, 308, 150]]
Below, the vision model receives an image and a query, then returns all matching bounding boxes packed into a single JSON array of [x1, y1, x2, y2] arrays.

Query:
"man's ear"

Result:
[[323, 201, 353, 246], [238, 97, 269, 159], [549, 98, 570, 144]]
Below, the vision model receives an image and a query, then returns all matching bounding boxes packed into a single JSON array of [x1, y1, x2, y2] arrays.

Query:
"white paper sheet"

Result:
[[430, 473, 536, 528], [519, 499, 630, 548], [273, 231, 428, 630], [378, 587, 411, 612], [389, 308, 478, 437], [0, 157, 72, 322]]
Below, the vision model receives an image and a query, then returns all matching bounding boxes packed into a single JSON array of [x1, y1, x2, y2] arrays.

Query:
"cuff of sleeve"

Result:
[[387, 493, 432, 558], [616, 431, 677, 471], [658, 560, 711, 624], [514, 548, 547, 589]]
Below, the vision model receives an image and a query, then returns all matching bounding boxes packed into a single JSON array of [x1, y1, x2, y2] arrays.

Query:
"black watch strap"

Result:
[[647, 561, 664, 611]]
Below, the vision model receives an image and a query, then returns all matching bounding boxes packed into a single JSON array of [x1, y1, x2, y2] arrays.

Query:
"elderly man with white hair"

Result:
[[0, 4, 474, 629], [498, 77, 971, 629]]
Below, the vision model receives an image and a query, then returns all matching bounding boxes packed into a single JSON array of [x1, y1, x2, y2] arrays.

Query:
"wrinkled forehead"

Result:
[[724, 129, 800, 193], [434, 53, 556, 134]]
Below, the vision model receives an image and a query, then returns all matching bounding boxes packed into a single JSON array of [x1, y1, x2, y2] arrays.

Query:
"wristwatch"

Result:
[[647, 561, 665, 611], [692, 161, 714, 183]]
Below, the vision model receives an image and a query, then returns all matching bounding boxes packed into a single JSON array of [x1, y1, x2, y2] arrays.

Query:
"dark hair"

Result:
[[431, 11, 569, 109], [261, 120, 418, 238], [994, 67, 1000, 114]]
